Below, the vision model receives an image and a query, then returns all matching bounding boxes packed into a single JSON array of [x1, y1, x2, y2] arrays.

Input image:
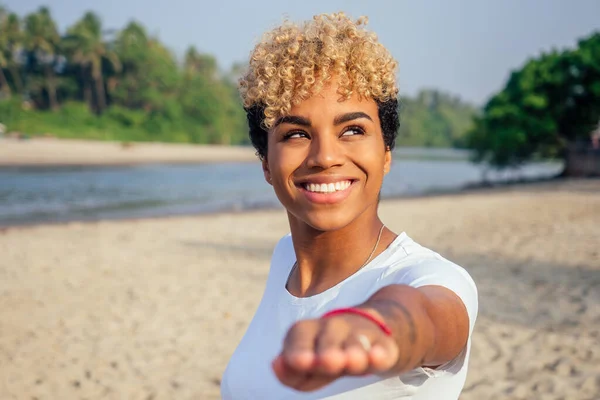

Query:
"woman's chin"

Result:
[[295, 210, 357, 233]]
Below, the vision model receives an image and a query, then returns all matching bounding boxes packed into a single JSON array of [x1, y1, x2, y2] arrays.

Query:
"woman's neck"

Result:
[[286, 210, 396, 297]]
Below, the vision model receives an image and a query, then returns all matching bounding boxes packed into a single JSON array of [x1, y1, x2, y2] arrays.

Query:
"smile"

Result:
[[296, 179, 356, 205], [303, 180, 352, 193]]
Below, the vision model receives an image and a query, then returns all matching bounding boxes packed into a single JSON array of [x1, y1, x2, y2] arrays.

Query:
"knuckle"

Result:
[[288, 320, 310, 336], [322, 316, 347, 332], [284, 320, 316, 347], [316, 335, 337, 350]]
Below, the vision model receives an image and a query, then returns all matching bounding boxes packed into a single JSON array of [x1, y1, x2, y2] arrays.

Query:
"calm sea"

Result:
[[0, 148, 562, 226]]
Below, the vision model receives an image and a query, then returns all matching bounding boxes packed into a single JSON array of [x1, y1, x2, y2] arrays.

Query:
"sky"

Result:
[[4, 0, 600, 105]]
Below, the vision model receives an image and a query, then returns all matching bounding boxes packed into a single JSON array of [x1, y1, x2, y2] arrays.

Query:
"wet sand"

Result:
[[0, 179, 598, 399]]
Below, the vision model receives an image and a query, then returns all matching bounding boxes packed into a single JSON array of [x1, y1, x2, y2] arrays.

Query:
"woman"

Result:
[[222, 13, 478, 399]]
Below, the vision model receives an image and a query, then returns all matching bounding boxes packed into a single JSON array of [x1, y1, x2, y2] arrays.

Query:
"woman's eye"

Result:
[[342, 127, 365, 136], [284, 132, 308, 140]]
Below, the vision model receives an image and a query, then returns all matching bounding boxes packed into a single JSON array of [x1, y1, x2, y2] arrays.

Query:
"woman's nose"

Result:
[[305, 133, 344, 170]]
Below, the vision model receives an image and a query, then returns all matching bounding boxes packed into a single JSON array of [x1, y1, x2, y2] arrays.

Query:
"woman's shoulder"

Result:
[[375, 232, 444, 268], [379, 233, 479, 331], [380, 233, 462, 269]]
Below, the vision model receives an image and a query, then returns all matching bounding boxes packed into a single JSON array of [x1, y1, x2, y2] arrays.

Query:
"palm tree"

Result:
[[4, 12, 25, 96], [112, 22, 153, 109], [24, 7, 60, 110], [0, 43, 11, 97], [0, 6, 13, 96], [64, 12, 121, 113], [184, 46, 217, 79]]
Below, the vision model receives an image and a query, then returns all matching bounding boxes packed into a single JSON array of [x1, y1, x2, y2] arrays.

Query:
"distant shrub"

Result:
[[103, 106, 147, 128], [0, 99, 28, 128], [59, 102, 95, 123]]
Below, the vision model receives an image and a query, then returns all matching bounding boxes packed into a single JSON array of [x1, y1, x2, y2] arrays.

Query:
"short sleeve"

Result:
[[388, 259, 479, 377], [390, 259, 478, 334]]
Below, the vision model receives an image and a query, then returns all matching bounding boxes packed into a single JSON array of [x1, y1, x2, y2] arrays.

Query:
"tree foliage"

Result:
[[398, 90, 476, 148], [466, 32, 600, 168], [0, 6, 248, 144], [0, 5, 476, 147]]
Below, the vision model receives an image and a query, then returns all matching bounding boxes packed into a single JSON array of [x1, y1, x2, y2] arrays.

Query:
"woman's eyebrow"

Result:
[[274, 115, 311, 128], [333, 112, 373, 125]]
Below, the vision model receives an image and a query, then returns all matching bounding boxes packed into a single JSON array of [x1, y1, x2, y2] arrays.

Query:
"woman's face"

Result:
[[264, 83, 392, 231]]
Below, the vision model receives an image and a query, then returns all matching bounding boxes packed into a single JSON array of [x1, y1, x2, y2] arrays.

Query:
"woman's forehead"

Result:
[[288, 87, 378, 117], [282, 96, 378, 121]]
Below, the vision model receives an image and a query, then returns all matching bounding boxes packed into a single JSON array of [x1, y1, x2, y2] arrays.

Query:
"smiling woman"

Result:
[[265, 85, 391, 230], [221, 13, 478, 400]]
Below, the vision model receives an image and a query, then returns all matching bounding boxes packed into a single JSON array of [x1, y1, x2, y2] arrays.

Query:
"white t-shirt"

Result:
[[221, 232, 478, 399]]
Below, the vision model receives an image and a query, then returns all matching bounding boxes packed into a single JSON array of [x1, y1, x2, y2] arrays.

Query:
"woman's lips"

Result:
[[296, 180, 356, 204]]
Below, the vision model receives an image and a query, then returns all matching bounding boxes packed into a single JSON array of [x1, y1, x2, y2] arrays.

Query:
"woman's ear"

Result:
[[383, 146, 392, 175], [262, 158, 272, 185]]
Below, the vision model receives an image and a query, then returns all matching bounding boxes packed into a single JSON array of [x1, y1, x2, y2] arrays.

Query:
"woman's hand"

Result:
[[271, 310, 399, 392], [272, 285, 471, 392]]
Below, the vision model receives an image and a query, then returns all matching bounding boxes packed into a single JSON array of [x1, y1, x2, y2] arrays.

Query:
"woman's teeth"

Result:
[[303, 181, 352, 193]]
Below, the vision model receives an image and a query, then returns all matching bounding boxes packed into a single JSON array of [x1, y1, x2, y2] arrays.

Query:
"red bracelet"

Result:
[[321, 307, 392, 336]]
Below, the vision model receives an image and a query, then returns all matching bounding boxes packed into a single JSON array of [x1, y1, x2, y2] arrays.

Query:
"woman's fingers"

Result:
[[314, 318, 351, 376], [367, 335, 399, 374], [272, 355, 301, 387], [282, 320, 320, 372], [274, 319, 319, 390], [272, 354, 337, 392], [342, 334, 372, 375], [274, 316, 401, 391]]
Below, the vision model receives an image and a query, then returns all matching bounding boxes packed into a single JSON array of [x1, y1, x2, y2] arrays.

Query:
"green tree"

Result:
[[0, 7, 25, 97], [4, 12, 25, 95], [23, 6, 60, 110], [181, 47, 224, 142], [466, 32, 600, 171], [63, 12, 121, 113], [398, 89, 476, 148], [184, 46, 217, 78], [180, 46, 250, 144], [113, 22, 180, 112], [0, 7, 11, 96]]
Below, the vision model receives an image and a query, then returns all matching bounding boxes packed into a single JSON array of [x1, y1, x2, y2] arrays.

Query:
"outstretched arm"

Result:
[[272, 284, 470, 392]]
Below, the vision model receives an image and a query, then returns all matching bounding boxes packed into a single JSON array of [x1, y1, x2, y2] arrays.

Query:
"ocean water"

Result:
[[0, 149, 562, 226]]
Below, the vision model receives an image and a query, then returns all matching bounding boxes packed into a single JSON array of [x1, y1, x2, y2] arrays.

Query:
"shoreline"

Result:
[[0, 176, 585, 230], [0, 137, 259, 166]]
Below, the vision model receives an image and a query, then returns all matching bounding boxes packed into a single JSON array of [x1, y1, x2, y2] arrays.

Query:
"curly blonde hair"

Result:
[[240, 12, 400, 159]]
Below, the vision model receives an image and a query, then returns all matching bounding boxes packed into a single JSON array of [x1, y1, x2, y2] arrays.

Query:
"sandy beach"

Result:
[[0, 178, 599, 399], [0, 138, 258, 166]]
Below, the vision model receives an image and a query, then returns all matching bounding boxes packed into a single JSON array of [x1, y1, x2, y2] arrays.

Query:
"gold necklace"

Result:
[[286, 224, 386, 288]]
